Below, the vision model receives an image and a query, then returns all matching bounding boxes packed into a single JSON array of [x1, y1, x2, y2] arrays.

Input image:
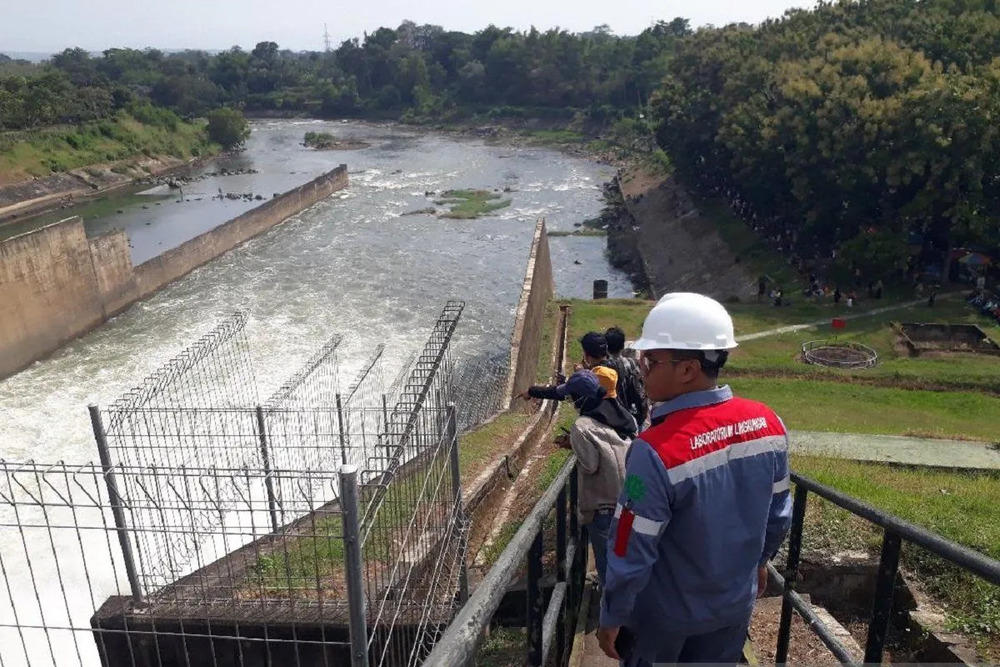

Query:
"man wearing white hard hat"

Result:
[[597, 293, 792, 665]]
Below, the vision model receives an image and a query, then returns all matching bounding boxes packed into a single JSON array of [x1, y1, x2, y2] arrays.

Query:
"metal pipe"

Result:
[[254, 405, 280, 534], [864, 530, 902, 664], [527, 530, 544, 665], [339, 465, 369, 667], [541, 582, 567, 665], [89, 405, 143, 604], [421, 456, 577, 666], [775, 484, 808, 664], [336, 394, 348, 467], [767, 564, 859, 665], [792, 472, 1000, 585], [555, 485, 568, 664], [447, 403, 470, 604]]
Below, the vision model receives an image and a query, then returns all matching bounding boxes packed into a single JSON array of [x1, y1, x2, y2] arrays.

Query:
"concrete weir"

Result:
[[0, 165, 348, 380]]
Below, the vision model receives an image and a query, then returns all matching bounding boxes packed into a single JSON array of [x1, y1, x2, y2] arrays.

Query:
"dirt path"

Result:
[[737, 295, 961, 342]]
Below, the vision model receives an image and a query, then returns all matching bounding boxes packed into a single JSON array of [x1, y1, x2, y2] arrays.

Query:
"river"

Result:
[[0, 119, 632, 464]]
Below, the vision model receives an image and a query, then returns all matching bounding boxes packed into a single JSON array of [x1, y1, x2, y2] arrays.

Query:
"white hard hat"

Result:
[[632, 292, 738, 351]]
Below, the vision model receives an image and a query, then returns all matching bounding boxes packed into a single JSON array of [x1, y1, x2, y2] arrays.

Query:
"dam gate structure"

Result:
[[0, 300, 513, 667]]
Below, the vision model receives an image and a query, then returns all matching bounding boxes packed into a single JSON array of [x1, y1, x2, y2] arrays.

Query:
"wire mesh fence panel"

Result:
[[452, 353, 510, 434], [0, 300, 496, 667], [264, 334, 343, 411], [103, 311, 260, 473], [360, 407, 468, 667]]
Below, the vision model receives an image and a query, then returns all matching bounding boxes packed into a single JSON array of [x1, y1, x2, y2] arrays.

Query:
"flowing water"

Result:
[[0, 120, 634, 666], [0, 119, 632, 463]]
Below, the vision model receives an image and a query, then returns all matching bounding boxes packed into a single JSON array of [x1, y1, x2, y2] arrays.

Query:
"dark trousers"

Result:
[[624, 616, 750, 666]]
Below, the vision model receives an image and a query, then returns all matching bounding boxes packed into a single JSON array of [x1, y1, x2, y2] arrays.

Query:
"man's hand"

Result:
[[554, 433, 571, 449], [757, 565, 769, 598], [516, 390, 531, 400], [597, 626, 621, 660]]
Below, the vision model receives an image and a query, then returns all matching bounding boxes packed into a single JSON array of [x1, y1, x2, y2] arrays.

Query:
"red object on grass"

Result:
[[832, 318, 846, 330]]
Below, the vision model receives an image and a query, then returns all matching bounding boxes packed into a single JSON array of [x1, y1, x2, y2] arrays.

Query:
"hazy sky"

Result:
[[1, 0, 817, 54]]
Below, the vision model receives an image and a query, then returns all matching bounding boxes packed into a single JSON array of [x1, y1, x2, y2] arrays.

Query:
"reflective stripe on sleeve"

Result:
[[772, 476, 790, 494], [614, 503, 663, 536]]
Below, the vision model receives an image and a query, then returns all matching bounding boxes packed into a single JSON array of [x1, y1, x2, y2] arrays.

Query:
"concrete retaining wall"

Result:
[[0, 165, 348, 379], [504, 218, 554, 404]]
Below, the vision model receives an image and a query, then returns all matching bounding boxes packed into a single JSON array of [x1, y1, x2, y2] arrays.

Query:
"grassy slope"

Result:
[[0, 113, 216, 182]]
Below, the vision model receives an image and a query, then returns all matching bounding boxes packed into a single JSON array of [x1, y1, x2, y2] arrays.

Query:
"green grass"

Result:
[[792, 455, 1000, 652], [0, 111, 217, 182], [561, 298, 652, 365], [460, 411, 533, 480], [435, 189, 512, 219], [730, 301, 1000, 393], [480, 520, 524, 567], [731, 377, 1000, 441], [698, 197, 804, 293], [475, 626, 527, 666], [535, 300, 562, 385], [537, 448, 572, 493], [519, 128, 586, 144], [547, 229, 607, 237]]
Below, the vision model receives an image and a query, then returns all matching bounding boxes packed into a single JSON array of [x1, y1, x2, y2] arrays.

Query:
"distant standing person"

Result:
[[757, 276, 767, 302], [519, 370, 629, 585], [605, 327, 649, 429]]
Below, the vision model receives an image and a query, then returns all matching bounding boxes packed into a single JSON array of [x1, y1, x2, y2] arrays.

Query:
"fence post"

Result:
[[446, 402, 470, 604], [864, 529, 902, 664], [527, 531, 544, 666], [336, 393, 349, 466], [254, 406, 280, 534], [775, 484, 808, 665], [89, 405, 144, 604], [556, 484, 568, 665], [340, 465, 369, 667]]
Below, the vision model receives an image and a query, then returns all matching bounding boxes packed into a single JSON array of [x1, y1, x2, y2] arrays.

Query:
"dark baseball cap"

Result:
[[555, 369, 602, 400], [580, 332, 608, 358]]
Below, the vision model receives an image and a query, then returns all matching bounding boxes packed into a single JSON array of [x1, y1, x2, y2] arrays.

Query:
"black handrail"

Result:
[[774, 471, 1000, 665], [422, 455, 585, 666]]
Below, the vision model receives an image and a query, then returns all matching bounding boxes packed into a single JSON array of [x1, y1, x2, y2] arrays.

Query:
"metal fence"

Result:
[[0, 300, 513, 667], [768, 472, 1000, 665], [420, 456, 585, 667]]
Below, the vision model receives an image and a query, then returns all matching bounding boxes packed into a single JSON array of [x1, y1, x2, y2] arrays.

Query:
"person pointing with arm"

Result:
[[597, 293, 792, 665]]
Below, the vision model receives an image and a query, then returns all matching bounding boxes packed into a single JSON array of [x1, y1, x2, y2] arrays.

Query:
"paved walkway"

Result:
[[789, 430, 1000, 470], [736, 295, 959, 342]]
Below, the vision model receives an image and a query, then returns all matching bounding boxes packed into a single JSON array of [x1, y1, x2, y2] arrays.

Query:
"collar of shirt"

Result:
[[649, 385, 734, 426]]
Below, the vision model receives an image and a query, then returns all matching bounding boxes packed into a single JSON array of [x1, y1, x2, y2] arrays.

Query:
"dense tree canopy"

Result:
[[0, 21, 687, 131], [654, 0, 1000, 276], [2, 3, 999, 270]]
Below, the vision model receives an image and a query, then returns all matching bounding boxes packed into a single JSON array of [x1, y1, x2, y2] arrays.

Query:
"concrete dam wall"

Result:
[[0, 165, 348, 379], [504, 218, 554, 404]]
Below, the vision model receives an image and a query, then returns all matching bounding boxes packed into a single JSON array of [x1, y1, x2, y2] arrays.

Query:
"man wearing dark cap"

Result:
[[579, 331, 611, 370], [605, 327, 648, 428], [518, 370, 630, 584]]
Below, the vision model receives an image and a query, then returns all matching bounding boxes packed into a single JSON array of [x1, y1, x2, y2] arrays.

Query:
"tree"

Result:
[[205, 107, 250, 149]]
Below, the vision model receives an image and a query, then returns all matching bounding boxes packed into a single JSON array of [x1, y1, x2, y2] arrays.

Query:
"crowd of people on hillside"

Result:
[[517, 294, 792, 665]]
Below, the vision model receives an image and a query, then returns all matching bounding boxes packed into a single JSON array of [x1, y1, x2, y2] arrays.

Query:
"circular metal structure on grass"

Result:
[[801, 340, 878, 369]]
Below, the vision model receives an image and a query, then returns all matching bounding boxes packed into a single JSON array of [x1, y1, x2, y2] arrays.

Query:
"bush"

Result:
[[205, 107, 250, 150]]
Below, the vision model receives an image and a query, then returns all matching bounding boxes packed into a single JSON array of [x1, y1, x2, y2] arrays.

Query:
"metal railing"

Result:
[[421, 455, 585, 667], [771, 471, 1000, 665]]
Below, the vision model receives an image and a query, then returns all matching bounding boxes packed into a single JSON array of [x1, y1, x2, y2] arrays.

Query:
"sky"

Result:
[[0, 0, 818, 55]]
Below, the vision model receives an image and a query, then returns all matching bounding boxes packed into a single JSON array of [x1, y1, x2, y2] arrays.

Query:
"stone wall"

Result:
[[0, 165, 348, 380], [504, 218, 554, 404], [616, 170, 754, 300], [0, 218, 105, 378]]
